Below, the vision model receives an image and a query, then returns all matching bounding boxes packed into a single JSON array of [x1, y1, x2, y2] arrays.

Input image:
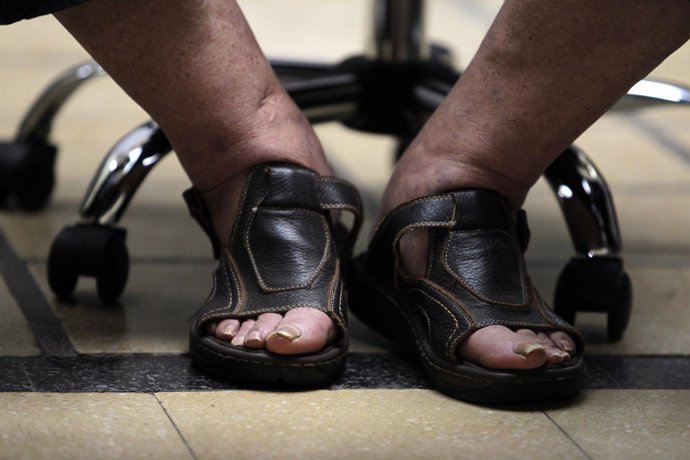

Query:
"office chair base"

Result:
[[47, 223, 129, 304], [0, 140, 56, 210], [554, 256, 632, 342]]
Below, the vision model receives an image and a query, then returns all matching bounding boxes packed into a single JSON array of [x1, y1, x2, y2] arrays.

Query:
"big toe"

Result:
[[458, 325, 549, 370], [266, 308, 335, 355]]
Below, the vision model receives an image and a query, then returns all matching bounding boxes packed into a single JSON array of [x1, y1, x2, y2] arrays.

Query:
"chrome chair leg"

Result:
[[47, 121, 171, 304], [79, 121, 172, 225], [545, 146, 632, 341], [616, 79, 690, 111], [43, 2, 636, 340]]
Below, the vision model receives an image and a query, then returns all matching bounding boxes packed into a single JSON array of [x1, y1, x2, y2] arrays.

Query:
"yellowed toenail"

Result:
[[513, 343, 546, 358], [268, 325, 302, 342]]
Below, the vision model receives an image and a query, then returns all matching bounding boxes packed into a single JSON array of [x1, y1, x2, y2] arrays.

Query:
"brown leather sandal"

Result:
[[185, 162, 362, 386], [348, 188, 585, 403]]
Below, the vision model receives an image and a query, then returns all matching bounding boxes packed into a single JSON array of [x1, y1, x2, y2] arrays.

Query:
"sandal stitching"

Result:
[[441, 229, 529, 307], [189, 163, 361, 379], [196, 256, 243, 326], [393, 289, 579, 384], [415, 289, 460, 359], [361, 189, 582, 386], [244, 207, 332, 292]]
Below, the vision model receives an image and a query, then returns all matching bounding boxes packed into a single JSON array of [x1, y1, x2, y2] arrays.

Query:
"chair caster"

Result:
[[0, 140, 57, 210], [47, 224, 129, 304], [553, 256, 632, 341]]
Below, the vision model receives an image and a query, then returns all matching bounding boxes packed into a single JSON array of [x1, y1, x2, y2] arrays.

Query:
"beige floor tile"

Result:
[[25, 260, 389, 354], [0, 392, 192, 460], [575, 114, 690, 187], [575, 266, 690, 354], [29, 262, 213, 353], [0, 196, 211, 260], [527, 266, 689, 355], [543, 390, 690, 460], [159, 389, 585, 460], [0, 277, 40, 356]]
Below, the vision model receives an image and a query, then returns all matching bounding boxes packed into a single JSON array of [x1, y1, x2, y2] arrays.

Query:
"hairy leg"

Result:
[[55, 0, 336, 354], [381, 0, 690, 369]]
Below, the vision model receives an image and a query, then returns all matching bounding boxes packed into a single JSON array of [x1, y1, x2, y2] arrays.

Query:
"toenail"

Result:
[[560, 341, 575, 353], [267, 325, 302, 342], [222, 323, 238, 338], [512, 342, 546, 358], [245, 331, 262, 344]]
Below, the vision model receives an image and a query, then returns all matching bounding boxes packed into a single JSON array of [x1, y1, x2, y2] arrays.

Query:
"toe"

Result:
[[458, 325, 548, 370], [231, 319, 255, 347], [517, 329, 573, 364], [548, 330, 577, 354], [243, 313, 283, 349], [214, 319, 240, 342], [266, 308, 335, 355], [545, 347, 571, 364]]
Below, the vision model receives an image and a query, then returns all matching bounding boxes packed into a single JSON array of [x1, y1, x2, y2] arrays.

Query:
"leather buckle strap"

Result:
[[315, 177, 363, 264], [183, 188, 221, 259]]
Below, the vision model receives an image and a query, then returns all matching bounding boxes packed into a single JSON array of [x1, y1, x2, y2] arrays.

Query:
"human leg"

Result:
[[54, 0, 351, 359], [374, 0, 690, 371]]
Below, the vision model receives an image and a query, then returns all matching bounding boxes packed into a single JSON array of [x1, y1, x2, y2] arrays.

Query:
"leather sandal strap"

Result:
[[315, 177, 363, 264], [183, 188, 221, 259], [364, 188, 584, 360], [183, 172, 364, 262], [186, 162, 362, 334], [367, 194, 457, 287]]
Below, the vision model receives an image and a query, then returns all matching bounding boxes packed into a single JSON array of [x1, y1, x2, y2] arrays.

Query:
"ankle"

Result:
[[380, 148, 532, 221], [170, 87, 331, 190]]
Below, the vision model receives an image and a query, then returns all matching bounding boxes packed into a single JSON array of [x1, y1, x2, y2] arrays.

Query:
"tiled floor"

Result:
[[1, 1, 689, 459]]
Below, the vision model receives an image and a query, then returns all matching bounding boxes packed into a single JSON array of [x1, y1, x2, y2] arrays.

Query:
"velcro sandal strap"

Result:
[[366, 194, 457, 287], [315, 177, 363, 263], [183, 188, 221, 259]]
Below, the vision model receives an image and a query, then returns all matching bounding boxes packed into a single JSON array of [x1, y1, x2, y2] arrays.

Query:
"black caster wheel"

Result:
[[553, 256, 633, 341], [0, 140, 57, 210], [47, 224, 129, 304]]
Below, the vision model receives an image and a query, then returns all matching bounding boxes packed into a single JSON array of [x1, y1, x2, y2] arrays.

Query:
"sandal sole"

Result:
[[348, 255, 585, 404], [189, 330, 347, 387]]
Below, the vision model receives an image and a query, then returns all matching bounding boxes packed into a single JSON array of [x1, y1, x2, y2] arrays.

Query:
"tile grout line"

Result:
[[0, 229, 76, 357], [540, 408, 595, 460], [153, 393, 200, 460]]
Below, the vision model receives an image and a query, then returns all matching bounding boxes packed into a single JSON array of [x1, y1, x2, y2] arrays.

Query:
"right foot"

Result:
[[199, 163, 341, 356]]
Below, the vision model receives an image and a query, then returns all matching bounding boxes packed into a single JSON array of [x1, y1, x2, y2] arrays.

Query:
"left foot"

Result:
[[378, 154, 578, 370]]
